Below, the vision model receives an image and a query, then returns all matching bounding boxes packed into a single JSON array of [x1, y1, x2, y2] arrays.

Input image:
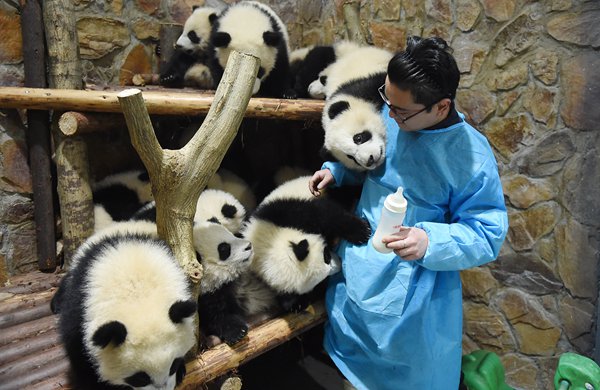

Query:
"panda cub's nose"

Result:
[[245, 243, 252, 251], [367, 155, 375, 167]]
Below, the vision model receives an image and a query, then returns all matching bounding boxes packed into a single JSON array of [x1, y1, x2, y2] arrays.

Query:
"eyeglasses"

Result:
[[378, 84, 433, 124]]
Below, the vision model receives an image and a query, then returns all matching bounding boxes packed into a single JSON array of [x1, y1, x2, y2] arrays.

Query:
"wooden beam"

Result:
[[0, 87, 325, 120]]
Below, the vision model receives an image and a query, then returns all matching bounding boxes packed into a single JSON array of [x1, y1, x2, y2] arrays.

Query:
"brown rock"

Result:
[[456, 0, 481, 32], [0, 65, 24, 87], [491, 252, 563, 295], [561, 52, 600, 130], [547, 8, 600, 48], [456, 89, 496, 125], [556, 219, 598, 299], [461, 334, 480, 355], [502, 174, 554, 209], [0, 193, 34, 224], [536, 235, 557, 266], [463, 302, 516, 353], [298, 0, 323, 23], [0, 253, 7, 285], [0, 8, 23, 64], [426, 0, 452, 25], [111, 0, 124, 14], [513, 323, 560, 355], [77, 17, 131, 59], [495, 289, 557, 329], [506, 202, 561, 251], [501, 353, 540, 390], [515, 131, 574, 177], [423, 25, 452, 44], [562, 149, 600, 226], [119, 45, 153, 86], [494, 14, 539, 67], [136, 0, 161, 15], [506, 213, 534, 251], [132, 18, 161, 41], [551, 0, 572, 11], [523, 85, 556, 124], [4, 223, 38, 275], [558, 295, 594, 341], [374, 0, 400, 21], [481, 0, 516, 22], [485, 114, 534, 159], [0, 139, 32, 193], [496, 91, 520, 116], [460, 267, 499, 303], [369, 22, 407, 52], [487, 62, 528, 91], [531, 49, 559, 85], [402, 1, 420, 18]]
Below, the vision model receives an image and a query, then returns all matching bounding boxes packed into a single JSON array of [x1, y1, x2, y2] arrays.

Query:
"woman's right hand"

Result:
[[308, 169, 335, 196]]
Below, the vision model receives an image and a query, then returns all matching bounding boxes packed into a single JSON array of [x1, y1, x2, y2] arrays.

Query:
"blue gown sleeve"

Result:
[[414, 158, 508, 271], [321, 161, 366, 187]]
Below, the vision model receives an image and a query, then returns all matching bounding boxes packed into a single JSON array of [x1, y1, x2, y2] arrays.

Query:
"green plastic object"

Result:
[[554, 352, 600, 390], [461, 350, 513, 390]]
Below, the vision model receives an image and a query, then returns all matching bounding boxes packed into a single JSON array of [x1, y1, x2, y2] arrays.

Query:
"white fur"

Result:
[[184, 63, 213, 89], [261, 175, 313, 204], [195, 189, 246, 233], [93, 170, 153, 203], [289, 46, 313, 64], [193, 222, 253, 294], [93, 205, 115, 232], [322, 94, 387, 171], [177, 6, 220, 54], [214, 1, 288, 88], [79, 222, 195, 389], [324, 46, 392, 98], [207, 169, 256, 211]]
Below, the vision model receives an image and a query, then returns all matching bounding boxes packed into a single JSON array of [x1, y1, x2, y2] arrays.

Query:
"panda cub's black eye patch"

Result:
[[319, 75, 328, 85], [187, 30, 200, 44], [353, 131, 372, 145], [221, 204, 237, 218], [125, 371, 151, 387], [218, 242, 231, 260], [290, 239, 309, 261]]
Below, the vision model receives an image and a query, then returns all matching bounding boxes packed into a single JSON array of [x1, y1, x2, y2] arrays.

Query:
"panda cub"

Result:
[[321, 46, 393, 171], [289, 41, 360, 98], [92, 170, 152, 231], [193, 221, 253, 345], [208, 1, 296, 98], [51, 221, 197, 390], [239, 176, 370, 315], [160, 6, 220, 88]]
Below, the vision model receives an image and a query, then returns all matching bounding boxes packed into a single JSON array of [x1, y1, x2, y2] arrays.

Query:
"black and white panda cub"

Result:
[[239, 176, 371, 315], [289, 41, 360, 98], [92, 170, 152, 231], [160, 6, 220, 88], [208, 1, 296, 98], [51, 221, 197, 390], [193, 221, 253, 345], [321, 46, 394, 171]]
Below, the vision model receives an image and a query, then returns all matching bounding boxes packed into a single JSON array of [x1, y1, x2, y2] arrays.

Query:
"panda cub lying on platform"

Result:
[[238, 176, 371, 315], [51, 221, 197, 390]]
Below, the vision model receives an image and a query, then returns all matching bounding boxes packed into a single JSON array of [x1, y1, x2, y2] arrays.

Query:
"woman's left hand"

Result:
[[381, 226, 429, 261]]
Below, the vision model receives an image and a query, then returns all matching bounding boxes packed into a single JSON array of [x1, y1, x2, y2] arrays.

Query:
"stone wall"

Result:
[[0, 1, 598, 388]]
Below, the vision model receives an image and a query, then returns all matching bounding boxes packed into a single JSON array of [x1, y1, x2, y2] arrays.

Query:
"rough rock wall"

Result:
[[0, 1, 598, 387]]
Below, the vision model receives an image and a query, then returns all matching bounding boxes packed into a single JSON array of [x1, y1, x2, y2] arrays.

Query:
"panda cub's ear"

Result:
[[209, 13, 218, 24], [212, 32, 231, 48], [263, 31, 281, 47], [92, 321, 127, 348], [328, 100, 350, 120], [169, 300, 197, 324]]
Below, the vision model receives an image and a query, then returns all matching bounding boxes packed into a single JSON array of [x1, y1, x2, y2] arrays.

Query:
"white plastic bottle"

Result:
[[372, 187, 408, 253]]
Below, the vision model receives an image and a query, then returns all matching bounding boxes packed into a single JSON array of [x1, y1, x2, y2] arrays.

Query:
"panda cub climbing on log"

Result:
[[50, 220, 197, 390], [237, 176, 371, 315]]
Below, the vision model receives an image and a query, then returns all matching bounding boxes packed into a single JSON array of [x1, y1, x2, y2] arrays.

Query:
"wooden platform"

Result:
[[0, 271, 327, 389]]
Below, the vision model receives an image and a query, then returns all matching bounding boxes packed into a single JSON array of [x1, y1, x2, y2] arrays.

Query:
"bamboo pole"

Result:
[[20, 0, 57, 272], [0, 87, 325, 120], [43, 0, 93, 266]]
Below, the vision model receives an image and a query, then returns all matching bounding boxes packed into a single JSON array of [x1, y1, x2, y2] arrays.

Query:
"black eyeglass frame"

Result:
[[378, 84, 436, 124]]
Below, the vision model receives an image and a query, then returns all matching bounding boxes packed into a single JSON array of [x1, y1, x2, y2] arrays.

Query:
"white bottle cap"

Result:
[[384, 187, 407, 213]]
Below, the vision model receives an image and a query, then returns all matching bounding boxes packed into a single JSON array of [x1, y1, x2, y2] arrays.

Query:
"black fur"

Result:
[[198, 281, 248, 345], [331, 71, 387, 108], [131, 202, 156, 222], [254, 198, 371, 246], [169, 300, 197, 323], [93, 184, 148, 223], [92, 321, 127, 348], [207, 2, 295, 98], [328, 100, 350, 120], [290, 45, 336, 98], [160, 49, 199, 88]]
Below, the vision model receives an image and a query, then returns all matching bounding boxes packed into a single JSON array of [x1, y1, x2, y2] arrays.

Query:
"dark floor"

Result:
[[237, 324, 346, 390]]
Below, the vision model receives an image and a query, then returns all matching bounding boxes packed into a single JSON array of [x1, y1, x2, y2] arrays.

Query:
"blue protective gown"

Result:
[[322, 106, 508, 390]]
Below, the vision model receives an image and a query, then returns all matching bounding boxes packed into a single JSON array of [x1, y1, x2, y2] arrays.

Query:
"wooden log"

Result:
[[343, 0, 367, 44], [0, 87, 325, 120], [180, 301, 326, 388], [0, 325, 60, 362], [0, 315, 57, 348], [57, 111, 126, 136], [43, 0, 93, 265], [21, 0, 57, 272], [132, 73, 160, 86], [0, 303, 53, 329]]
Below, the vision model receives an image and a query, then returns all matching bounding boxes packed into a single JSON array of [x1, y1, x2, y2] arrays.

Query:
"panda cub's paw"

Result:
[[278, 293, 308, 313], [220, 315, 249, 345], [346, 217, 372, 245], [282, 88, 298, 99]]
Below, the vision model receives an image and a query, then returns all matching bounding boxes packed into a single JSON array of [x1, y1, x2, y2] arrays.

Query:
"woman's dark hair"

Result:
[[387, 36, 460, 107]]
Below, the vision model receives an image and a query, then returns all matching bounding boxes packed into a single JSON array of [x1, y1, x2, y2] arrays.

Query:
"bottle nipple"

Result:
[[385, 187, 407, 213]]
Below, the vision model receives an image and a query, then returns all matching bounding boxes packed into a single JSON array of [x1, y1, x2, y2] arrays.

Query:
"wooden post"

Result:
[[159, 23, 183, 73], [343, 0, 367, 44], [118, 51, 259, 353], [42, 0, 93, 266], [20, 0, 57, 271]]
